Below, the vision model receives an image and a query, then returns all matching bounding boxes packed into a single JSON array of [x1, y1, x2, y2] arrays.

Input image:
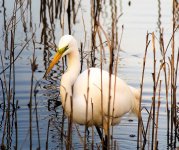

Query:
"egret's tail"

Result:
[[129, 86, 141, 116]]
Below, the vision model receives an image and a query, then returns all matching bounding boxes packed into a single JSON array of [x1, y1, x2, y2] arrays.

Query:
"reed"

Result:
[[0, 0, 19, 149], [0, 0, 178, 149], [137, 32, 150, 148], [84, 64, 90, 149], [154, 80, 162, 149]]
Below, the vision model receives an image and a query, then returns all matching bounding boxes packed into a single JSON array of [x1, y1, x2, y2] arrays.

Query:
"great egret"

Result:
[[44, 35, 140, 146]]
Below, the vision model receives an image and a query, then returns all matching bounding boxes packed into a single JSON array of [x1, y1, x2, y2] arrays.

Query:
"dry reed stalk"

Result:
[[0, 78, 6, 128], [96, 28, 104, 147], [164, 25, 178, 54], [91, 0, 101, 67], [0, 33, 9, 150], [90, 3, 109, 146], [151, 32, 156, 150], [66, 96, 73, 149], [173, 48, 179, 146], [60, 109, 65, 148], [0, 51, 8, 106], [154, 80, 161, 149], [137, 32, 150, 149], [1, 115, 7, 149], [158, 29, 171, 146], [45, 119, 50, 150], [171, 0, 177, 147], [111, 26, 124, 147], [15, 100, 18, 150], [100, 23, 112, 149], [80, 11, 87, 72], [110, 1, 119, 147], [84, 67, 90, 149], [80, 43, 84, 72], [142, 102, 153, 149], [91, 101, 94, 150], [11, 1, 17, 108], [60, 109, 65, 146], [3, 0, 19, 149], [96, 8, 119, 147]]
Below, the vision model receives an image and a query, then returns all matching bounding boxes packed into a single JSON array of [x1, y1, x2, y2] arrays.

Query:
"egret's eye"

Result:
[[57, 45, 69, 53], [64, 45, 69, 51]]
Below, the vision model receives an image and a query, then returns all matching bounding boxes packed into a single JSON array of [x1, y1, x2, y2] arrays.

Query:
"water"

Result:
[[0, 0, 178, 149]]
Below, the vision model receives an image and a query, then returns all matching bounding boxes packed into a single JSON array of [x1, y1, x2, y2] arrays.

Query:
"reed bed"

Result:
[[0, 0, 178, 149]]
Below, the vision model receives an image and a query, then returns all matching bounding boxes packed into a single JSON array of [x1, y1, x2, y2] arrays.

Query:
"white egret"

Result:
[[44, 35, 140, 145]]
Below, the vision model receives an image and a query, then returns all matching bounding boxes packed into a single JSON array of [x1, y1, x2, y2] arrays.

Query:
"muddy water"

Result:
[[0, 0, 178, 149]]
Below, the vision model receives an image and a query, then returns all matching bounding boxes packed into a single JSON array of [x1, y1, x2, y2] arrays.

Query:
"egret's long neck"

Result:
[[60, 48, 80, 113], [67, 50, 81, 75]]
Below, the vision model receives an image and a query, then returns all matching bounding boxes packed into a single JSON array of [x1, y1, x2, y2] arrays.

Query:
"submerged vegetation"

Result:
[[0, 0, 178, 149]]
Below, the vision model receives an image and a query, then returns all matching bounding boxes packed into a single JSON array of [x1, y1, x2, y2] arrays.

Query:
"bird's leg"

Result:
[[95, 126, 103, 141], [103, 120, 111, 150], [104, 135, 108, 150], [86, 127, 90, 136], [95, 126, 108, 150]]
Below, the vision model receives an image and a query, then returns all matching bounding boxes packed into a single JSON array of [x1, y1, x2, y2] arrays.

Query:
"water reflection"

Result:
[[0, 0, 178, 149]]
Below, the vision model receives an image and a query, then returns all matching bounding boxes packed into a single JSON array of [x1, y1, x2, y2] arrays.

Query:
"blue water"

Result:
[[0, 0, 178, 149]]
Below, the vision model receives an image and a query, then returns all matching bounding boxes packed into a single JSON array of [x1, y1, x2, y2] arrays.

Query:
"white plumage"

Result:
[[45, 35, 140, 136]]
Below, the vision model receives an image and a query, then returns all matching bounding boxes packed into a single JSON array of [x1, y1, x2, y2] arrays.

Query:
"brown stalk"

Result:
[[159, 30, 170, 141], [15, 100, 18, 150], [0, 51, 8, 107], [84, 67, 90, 149], [111, 25, 124, 144], [151, 32, 156, 150], [97, 28, 104, 146], [61, 92, 68, 148], [99, 22, 113, 149], [0, 77, 6, 129], [171, 0, 177, 146], [45, 119, 51, 150], [66, 96, 73, 149], [174, 49, 179, 144], [142, 102, 153, 149], [137, 32, 150, 149], [154, 80, 162, 149], [91, 100, 94, 150], [60, 109, 65, 148]]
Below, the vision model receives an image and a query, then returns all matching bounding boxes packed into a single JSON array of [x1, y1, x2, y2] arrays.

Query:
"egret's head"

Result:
[[57, 35, 77, 57], [44, 35, 77, 78]]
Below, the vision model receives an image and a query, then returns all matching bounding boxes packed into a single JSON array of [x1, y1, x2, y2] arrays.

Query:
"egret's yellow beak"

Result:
[[43, 45, 69, 78]]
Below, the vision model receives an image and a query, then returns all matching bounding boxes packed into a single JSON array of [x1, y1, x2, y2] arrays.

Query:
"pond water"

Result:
[[0, 0, 178, 149]]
